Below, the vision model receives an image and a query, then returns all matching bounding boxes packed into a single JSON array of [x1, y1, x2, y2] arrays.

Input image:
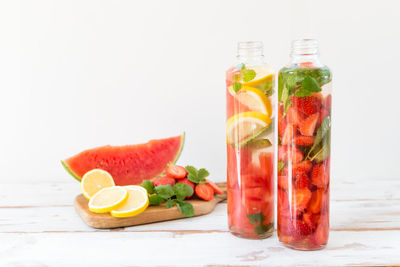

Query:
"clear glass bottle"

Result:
[[226, 41, 275, 239], [277, 39, 332, 250]]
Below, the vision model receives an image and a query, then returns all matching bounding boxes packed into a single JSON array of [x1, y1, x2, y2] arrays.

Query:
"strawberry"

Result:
[[281, 124, 295, 145], [294, 171, 311, 189], [278, 175, 289, 190], [312, 214, 329, 245], [293, 220, 312, 238], [165, 165, 187, 179], [323, 94, 332, 110], [278, 146, 304, 164], [319, 107, 330, 124], [291, 94, 322, 115], [291, 148, 304, 164], [286, 106, 304, 126], [294, 135, 315, 146], [303, 211, 319, 230], [195, 184, 214, 201], [308, 189, 323, 214], [299, 113, 319, 136], [206, 179, 224, 194], [177, 178, 195, 198], [153, 176, 176, 187], [311, 162, 330, 189], [293, 160, 313, 174], [293, 187, 312, 210]]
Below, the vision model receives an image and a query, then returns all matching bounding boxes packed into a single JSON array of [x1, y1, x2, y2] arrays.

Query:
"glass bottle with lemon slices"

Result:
[[226, 41, 275, 239]]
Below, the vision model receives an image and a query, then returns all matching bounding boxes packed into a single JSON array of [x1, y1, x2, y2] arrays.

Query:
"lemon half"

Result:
[[226, 111, 271, 145], [81, 169, 115, 200], [111, 186, 149, 218]]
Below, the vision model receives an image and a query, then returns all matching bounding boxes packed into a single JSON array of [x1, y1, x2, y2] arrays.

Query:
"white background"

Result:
[[1, 0, 399, 183]]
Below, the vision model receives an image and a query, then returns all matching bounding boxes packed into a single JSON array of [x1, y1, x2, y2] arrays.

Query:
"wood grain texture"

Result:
[[0, 177, 399, 266], [73, 182, 227, 228]]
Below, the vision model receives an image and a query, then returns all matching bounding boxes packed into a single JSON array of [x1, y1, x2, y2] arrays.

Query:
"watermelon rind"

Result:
[[61, 132, 185, 182], [61, 160, 81, 182]]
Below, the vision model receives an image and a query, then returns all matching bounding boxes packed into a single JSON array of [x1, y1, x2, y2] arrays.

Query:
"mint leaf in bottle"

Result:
[[242, 69, 256, 82]]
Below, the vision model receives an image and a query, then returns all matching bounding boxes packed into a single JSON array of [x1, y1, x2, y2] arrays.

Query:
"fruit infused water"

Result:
[[277, 39, 331, 250], [226, 42, 275, 239]]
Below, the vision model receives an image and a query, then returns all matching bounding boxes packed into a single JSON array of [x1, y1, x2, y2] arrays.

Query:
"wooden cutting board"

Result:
[[74, 182, 227, 229]]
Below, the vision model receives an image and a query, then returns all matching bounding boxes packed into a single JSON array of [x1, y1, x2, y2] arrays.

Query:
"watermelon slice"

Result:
[[61, 133, 185, 185]]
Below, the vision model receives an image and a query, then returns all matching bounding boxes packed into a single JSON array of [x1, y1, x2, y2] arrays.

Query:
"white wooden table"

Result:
[[1, 177, 399, 266]]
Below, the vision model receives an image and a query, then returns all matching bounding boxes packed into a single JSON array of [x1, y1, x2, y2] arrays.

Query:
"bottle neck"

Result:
[[290, 39, 321, 66], [236, 41, 265, 64]]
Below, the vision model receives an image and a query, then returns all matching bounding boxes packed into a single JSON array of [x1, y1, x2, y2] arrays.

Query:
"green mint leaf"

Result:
[[294, 87, 313, 97], [307, 116, 331, 158], [302, 76, 321, 93], [242, 69, 256, 82], [246, 212, 263, 225], [232, 82, 242, 92], [174, 183, 194, 200], [166, 199, 176, 209], [141, 180, 154, 194], [185, 165, 198, 178], [149, 194, 164, 205], [187, 175, 201, 184], [197, 168, 210, 180], [176, 200, 195, 217], [154, 185, 175, 199], [278, 161, 285, 173], [254, 222, 274, 235], [233, 74, 241, 81]]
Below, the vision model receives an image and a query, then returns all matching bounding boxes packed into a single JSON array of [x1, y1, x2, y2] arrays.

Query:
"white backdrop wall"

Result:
[[1, 0, 399, 182]]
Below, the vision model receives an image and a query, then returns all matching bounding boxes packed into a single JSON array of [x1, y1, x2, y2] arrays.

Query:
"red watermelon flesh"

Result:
[[61, 133, 185, 185]]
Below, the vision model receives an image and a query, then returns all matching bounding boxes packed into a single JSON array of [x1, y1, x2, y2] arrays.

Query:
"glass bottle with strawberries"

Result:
[[226, 42, 275, 239], [277, 39, 332, 250]]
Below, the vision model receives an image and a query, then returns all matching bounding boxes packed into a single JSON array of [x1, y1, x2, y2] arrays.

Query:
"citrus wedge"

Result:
[[110, 186, 149, 218], [81, 169, 115, 200], [226, 111, 272, 145], [235, 86, 272, 117], [88, 186, 128, 213]]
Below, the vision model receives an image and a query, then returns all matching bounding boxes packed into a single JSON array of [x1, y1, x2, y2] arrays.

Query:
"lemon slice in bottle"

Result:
[[226, 111, 272, 146], [80, 169, 115, 200], [235, 86, 272, 117], [89, 186, 128, 213], [111, 186, 149, 218]]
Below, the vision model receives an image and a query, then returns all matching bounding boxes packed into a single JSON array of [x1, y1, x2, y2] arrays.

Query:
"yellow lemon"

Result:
[[88, 186, 128, 213], [235, 86, 272, 117], [226, 111, 271, 145], [81, 169, 115, 200], [110, 186, 149, 218]]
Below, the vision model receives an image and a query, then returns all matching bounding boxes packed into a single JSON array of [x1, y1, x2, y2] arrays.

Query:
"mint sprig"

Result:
[[246, 212, 274, 235], [185, 165, 209, 184], [242, 69, 256, 82], [141, 180, 195, 217]]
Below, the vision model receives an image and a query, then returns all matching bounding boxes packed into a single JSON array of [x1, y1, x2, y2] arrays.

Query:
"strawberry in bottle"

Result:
[[277, 39, 332, 250]]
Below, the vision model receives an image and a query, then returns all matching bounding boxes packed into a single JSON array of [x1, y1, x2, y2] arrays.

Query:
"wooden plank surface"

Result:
[[0, 177, 399, 266]]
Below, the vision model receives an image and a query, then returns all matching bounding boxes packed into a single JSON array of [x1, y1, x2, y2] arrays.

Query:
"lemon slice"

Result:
[[226, 111, 271, 145], [89, 186, 128, 213], [110, 186, 149, 218], [235, 86, 272, 117], [242, 66, 274, 87], [81, 169, 115, 200]]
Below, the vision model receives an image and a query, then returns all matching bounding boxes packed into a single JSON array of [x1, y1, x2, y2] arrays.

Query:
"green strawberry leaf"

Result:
[[141, 180, 154, 194], [154, 185, 175, 199], [176, 200, 194, 217]]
